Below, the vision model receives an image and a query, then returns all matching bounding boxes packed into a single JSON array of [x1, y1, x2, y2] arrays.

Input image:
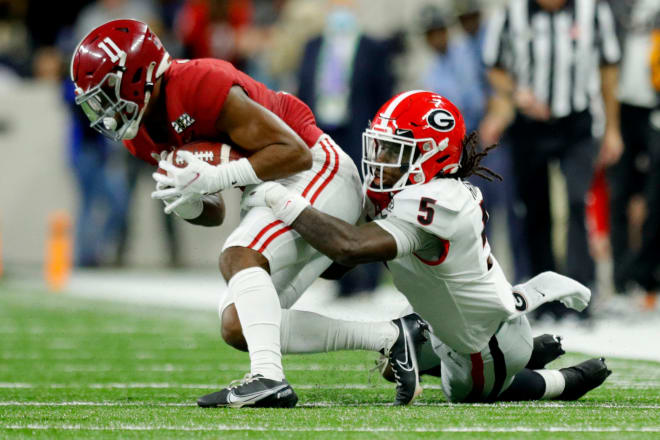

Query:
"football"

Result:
[[157, 140, 245, 174]]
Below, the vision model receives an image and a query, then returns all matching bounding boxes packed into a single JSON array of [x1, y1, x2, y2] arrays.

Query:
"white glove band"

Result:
[[171, 197, 204, 219], [215, 158, 263, 190], [267, 187, 310, 226]]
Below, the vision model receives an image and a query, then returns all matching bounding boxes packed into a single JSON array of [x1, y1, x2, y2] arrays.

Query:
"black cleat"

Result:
[[385, 313, 429, 405], [377, 357, 441, 384], [558, 357, 612, 400], [197, 374, 298, 408], [526, 334, 565, 370]]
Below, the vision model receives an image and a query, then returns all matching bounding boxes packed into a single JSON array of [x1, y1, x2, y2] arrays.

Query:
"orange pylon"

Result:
[[45, 212, 72, 292], [0, 221, 3, 279]]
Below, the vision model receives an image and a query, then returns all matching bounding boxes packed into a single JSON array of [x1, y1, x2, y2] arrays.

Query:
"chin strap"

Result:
[[123, 54, 171, 140], [122, 60, 157, 140]]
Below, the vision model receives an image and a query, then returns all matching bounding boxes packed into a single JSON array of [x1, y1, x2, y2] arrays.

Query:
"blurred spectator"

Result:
[[74, 0, 162, 43], [607, 0, 660, 299], [297, 0, 394, 296], [266, 0, 325, 92], [482, 0, 622, 320], [452, 0, 531, 283], [401, 2, 529, 282], [60, 63, 130, 267], [231, 0, 286, 89], [622, 8, 660, 306], [0, 0, 32, 77], [31, 46, 62, 82], [417, 5, 484, 133], [67, 0, 182, 267], [175, 0, 252, 68]]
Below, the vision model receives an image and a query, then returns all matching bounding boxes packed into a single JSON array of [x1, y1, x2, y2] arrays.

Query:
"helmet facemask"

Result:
[[362, 128, 450, 196], [75, 71, 141, 141], [74, 56, 158, 142]]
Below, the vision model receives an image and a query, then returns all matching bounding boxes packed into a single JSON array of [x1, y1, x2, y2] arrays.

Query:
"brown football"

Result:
[[157, 141, 246, 174]]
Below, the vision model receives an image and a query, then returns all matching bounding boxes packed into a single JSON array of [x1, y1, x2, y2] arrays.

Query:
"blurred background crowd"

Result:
[[1, 0, 659, 321]]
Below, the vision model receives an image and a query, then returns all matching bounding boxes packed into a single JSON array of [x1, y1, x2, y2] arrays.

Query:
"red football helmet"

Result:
[[70, 19, 171, 141], [362, 90, 466, 204]]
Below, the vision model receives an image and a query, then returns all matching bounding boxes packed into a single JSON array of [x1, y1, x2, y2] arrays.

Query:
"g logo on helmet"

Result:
[[427, 109, 455, 132]]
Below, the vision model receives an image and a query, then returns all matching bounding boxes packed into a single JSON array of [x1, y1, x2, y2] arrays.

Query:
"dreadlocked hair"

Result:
[[454, 131, 503, 182]]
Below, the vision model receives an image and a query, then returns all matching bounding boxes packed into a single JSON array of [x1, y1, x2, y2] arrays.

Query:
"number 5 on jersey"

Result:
[[417, 197, 436, 225]]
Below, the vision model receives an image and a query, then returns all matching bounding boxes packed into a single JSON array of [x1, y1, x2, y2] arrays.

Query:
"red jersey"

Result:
[[124, 58, 323, 164]]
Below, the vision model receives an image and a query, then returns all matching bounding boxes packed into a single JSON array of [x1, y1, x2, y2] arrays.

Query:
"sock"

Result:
[[535, 369, 566, 399], [499, 369, 546, 401], [280, 309, 398, 353], [230, 267, 284, 381], [500, 369, 566, 401]]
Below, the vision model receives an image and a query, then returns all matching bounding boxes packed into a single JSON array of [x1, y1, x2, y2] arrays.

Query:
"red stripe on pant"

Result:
[[309, 140, 339, 204], [247, 220, 283, 250], [248, 138, 338, 254], [256, 225, 293, 253], [467, 353, 485, 402], [301, 138, 332, 199]]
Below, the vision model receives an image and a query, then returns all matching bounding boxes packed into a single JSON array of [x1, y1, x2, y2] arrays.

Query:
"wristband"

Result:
[[215, 158, 263, 190], [263, 184, 311, 225], [274, 193, 310, 225]]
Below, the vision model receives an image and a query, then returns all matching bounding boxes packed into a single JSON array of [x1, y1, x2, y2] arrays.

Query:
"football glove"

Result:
[[151, 151, 261, 208], [151, 151, 204, 218], [242, 181, 310, 225]]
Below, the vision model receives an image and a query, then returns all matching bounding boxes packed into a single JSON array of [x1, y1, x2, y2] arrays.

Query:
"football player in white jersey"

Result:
[[243, 91, 612, 402]]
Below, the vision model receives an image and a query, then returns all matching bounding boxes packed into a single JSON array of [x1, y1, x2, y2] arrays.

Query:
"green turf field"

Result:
[[1, 286, 659, 439]]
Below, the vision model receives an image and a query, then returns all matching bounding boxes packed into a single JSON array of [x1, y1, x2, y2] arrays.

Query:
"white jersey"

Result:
[[374, 178, 517, 354]]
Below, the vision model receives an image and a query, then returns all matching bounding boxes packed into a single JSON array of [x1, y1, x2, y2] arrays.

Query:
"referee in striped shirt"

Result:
[[480, 0, 622, 318]]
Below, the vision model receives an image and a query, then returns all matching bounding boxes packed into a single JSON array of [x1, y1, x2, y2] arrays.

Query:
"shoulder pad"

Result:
[[385, 180, 470, 238]]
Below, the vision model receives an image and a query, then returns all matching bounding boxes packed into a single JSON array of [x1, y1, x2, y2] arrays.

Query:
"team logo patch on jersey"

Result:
[[513, 291, 527, 311], [426, 109, 455, 132], [172, 113, 196, 134]]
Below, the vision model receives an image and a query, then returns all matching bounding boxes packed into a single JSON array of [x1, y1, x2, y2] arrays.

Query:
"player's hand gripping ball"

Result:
[[152, 141, 244, 215]]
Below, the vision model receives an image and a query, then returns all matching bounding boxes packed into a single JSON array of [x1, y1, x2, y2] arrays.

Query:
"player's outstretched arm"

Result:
[[217, 86, 313, 181], [244, 182, 397, 266], [292, 207, 397, 266]]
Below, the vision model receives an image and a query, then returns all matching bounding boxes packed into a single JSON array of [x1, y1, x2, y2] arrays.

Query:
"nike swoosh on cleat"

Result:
[[395, 325, 415, 372], [226, 384, 288, 406]]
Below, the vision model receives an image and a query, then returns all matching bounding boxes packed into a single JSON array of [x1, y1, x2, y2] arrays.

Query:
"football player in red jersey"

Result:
[[71, 19, 429, 408], [243, 91, 612, 403]]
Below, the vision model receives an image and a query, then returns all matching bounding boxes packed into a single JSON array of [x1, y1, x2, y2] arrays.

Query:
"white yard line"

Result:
[[0, 402, 194, 407], [1, 401, 659, 409], [1, 424, 659, 433], [0, 381, 658, 392], [0, 382, 426, 390], [0, 363, 368, 373]]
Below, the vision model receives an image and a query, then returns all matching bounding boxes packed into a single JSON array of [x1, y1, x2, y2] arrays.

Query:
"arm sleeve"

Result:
[[483, 7, 510, 69], [594, 0, 621, 65], [374, 217, 429, 258]]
